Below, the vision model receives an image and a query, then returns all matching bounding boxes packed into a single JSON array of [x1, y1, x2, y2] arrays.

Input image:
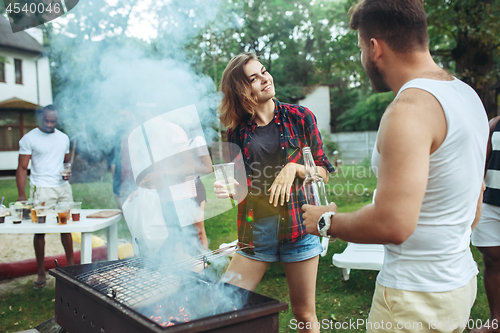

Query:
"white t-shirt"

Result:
[[19, 128, 70, 188], [371, 78, 488, 292], [189, 135, 210, 170]]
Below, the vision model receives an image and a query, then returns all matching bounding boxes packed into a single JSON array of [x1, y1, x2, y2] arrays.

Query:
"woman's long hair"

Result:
[[219, 53, 259, 130]]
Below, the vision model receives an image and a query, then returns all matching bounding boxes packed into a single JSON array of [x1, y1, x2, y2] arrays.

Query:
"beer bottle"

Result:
[[302, 147, 334, 252], [302, 147, 328, 206]]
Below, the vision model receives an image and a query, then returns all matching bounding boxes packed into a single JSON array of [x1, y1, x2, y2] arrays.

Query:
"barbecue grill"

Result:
[[49, 246, 288, 333]]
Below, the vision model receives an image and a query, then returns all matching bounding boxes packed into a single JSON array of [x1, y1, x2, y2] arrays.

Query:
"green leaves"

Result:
[[337, 92, 394, 132]]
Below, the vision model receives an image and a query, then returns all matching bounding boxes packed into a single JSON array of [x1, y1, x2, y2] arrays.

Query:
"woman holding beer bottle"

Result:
[[214, 53, 334, 332]]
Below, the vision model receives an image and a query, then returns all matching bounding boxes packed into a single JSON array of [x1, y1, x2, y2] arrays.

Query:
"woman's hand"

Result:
[[214, 180, 240, 199], [268, 163, 298, 207]]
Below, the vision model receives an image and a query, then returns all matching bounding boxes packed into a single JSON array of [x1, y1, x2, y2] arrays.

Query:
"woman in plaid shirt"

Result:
[[214, 53, 334, 332]]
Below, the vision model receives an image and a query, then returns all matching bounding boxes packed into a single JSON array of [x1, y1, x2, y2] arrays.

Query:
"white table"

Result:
[[0, 209, 121, 264]]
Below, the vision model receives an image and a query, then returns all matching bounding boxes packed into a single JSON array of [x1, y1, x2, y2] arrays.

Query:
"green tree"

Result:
[[186, 0, 315, 99], [337, 92, 394, 132], [426, 0, 500, 117]]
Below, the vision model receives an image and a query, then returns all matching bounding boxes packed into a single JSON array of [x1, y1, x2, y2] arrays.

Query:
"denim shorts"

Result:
[[239, 215, 323, 263]]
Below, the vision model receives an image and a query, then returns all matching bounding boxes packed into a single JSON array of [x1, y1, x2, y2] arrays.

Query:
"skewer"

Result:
[[76, 243, 254, 281]]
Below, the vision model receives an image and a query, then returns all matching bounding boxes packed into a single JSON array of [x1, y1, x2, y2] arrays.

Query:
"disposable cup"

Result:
[[30, 199, 39, 222], [61, 163, 71, 181], [36, 206, 47, 223], [0, 205, 6, 223], [71, 202, 82, 222], [56, 202, 71, 225], [9, 202, 23, 224], [213, 163, 235, 195]]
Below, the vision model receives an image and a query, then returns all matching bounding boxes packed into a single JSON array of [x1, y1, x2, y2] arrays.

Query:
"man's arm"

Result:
[[303, 89, 445, 244], [16, 154, 31, 201], [194, 155, 212, 175], [472, 181, 486, 230], [484, 116, 500, 174]]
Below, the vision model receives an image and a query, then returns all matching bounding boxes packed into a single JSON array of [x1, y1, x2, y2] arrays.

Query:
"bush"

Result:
[[337, 92, 394, 132], [320, 129, 338, 158]]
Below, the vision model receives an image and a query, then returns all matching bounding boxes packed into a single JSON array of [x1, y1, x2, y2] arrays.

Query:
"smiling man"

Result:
[[302, 1, 489, 332], [16, 104, 74, 289]]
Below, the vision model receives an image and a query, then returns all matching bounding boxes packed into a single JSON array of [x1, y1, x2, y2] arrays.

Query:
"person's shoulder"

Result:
[[392, 88, 441, 117], [190, 135, 207, 147], [20, 128, 39, 141], [489, 115, 500, 131], [381, 90, 443, 140], [54, 129, 70, 140], [164, 121, 188, 142], [54, 128, 67, 135], [227, 123, 243, 136], [278, 100, 312, 120]]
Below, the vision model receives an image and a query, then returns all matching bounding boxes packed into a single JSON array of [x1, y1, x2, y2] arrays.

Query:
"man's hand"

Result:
[[268, 163, 297, 207], [302, 203, 338, 236], [62, 171, 72, 181]]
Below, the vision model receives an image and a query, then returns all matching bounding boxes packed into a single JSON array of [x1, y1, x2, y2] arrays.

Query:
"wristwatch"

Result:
[[317, 212, 335, 237]]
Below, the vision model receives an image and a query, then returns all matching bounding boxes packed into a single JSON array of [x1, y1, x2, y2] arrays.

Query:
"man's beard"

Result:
[[365, 58, 391, 93]]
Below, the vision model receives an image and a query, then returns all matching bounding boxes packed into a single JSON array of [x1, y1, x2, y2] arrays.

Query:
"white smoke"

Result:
[[48, 0, 252, 322]]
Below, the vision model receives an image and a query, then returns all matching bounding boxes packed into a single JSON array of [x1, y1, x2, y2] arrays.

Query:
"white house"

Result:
[[299, 85, 331, 134], [0, 16, 53, 171]]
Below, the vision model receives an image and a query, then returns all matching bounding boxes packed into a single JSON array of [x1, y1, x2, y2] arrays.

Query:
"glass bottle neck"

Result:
[[302, 147, 319, 177]]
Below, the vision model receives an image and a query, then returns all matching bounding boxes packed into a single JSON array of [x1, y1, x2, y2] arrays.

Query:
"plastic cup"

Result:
[[9, 202, 23, 224], [15, 200, 31, 220], [56, 203, 71, 225], [35, 206, 47, 223], [61, 163, 71, 181], [71, 202, 82, 221], [30, 199, 39, 222], [213, 163, 235, 195], [0, 205, 6, 223]]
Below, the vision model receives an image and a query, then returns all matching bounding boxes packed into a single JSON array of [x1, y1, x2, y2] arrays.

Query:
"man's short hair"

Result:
[[36, 104, 57, 122], [350, 0, 428, 54], [42, 104, 57, 114]]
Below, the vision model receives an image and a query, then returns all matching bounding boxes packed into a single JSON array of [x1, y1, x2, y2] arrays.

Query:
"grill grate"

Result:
[[50, 242, 287, 333], [75, 257, 199, 307], [75, 244, 253, 307]]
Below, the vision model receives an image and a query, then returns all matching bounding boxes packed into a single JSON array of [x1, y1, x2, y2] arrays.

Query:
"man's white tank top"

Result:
[[371, 78, 488, 292]]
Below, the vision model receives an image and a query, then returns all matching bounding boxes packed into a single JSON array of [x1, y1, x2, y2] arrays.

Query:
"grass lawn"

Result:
[[0, 165, 490, 332]]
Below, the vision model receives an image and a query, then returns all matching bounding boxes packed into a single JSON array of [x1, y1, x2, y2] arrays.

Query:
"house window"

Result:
[[0, 111, 37, 151], [0, 62, 5, 83], [14, 59, 22, 85]]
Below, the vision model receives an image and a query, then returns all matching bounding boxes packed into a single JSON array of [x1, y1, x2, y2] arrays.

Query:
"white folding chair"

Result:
[[331, 189, 384, 280], [331, 243, 384, 280]]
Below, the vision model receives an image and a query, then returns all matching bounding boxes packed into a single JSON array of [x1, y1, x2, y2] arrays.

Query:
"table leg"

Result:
[[107, 222, 118, 261], [81, 232, 93, 264]]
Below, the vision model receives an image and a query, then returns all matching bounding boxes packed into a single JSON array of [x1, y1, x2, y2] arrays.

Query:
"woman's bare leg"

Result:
[[283, 256, 320, 333], [224, 253, 270, 291]]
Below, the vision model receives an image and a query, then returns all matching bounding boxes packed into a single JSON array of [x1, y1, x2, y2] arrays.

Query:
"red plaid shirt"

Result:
[[227, 100, 335, 254]]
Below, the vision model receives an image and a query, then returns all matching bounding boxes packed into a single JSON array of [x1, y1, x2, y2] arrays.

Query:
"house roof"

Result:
[[0, 17, 43, 54], [0, 97, 41, 110]]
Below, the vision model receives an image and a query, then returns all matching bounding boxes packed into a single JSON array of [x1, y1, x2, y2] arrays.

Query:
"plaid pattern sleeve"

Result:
[[303, 108, 336, 174], [225, 100, 335, 252], [277, 101, 335, 244]]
